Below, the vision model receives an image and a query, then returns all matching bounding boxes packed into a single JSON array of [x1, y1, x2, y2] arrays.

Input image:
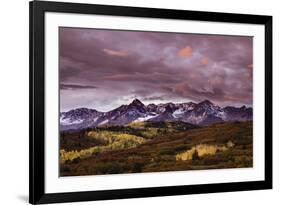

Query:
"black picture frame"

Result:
[[29, 1, 272, 204]]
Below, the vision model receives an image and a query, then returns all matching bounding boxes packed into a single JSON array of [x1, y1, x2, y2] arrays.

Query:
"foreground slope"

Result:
[[60, 121, 252, 176]]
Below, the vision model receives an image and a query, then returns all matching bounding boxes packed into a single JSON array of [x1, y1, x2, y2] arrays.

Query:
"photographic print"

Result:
[[59, 28, 253, 177], [30, 2, 272, 203]]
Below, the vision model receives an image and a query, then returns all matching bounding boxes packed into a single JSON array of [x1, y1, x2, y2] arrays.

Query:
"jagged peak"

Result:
[[68, 107, 98, 113], [180, 101, 196, 106], [130, 98, 144, 106], [240, 105, 246, 109], [198, 99, 214, 105]]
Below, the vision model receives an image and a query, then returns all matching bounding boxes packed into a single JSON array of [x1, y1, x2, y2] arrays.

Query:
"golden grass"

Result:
[[176, 141, 234, 161], [60, 131, 146, 163]]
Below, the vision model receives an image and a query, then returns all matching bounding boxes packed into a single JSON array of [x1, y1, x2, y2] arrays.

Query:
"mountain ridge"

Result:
[[60, 99, 252, 131]]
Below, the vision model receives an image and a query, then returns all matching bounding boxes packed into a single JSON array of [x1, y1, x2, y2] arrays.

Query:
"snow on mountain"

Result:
[[60, 108, 102, 131], [60, 99, 252, 131], [133, 113, 159, 122], [98, 119, 109, 126], [172, 108, 185, 118], [60, 117, 84, 126]]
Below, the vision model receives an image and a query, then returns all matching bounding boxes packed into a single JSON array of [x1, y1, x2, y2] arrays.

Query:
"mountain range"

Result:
[[60, 99, 252, 131]]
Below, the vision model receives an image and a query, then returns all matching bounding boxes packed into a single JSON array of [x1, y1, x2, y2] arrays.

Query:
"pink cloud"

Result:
[[247, 64, 253, 69], [224, 95, 248, 102], [201, 57, 209, 65], [103, 48, 129, 57], [174, 82, 191, 95], [103, 74, 131, 80], [243, 72, 252, 80], [178, 46, 193, 57], [208, 77, 224, 86], [189, 73, 199, 80]]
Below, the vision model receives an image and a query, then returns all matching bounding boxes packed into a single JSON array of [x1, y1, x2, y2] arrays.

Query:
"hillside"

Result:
[[60, 120, 252, 176]]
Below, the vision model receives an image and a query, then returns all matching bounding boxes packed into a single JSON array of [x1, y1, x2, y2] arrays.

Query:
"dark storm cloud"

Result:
[[60, 83, 98, 90], [142, 96, 165, 101], [59, 27, 253, 111]]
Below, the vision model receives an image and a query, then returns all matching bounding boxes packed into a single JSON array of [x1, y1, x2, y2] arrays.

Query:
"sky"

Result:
[[59, 27, 253, 112]]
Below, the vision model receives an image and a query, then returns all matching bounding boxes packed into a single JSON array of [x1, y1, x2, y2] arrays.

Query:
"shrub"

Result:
[[72, 157, 81, 164], [61, 165, 71, 172], [192, 150, 200, 160], [159, 148, 175, 155], [131, 162, 145, 173], [174, 144, 187, 152], [97, 162, 123, 174]]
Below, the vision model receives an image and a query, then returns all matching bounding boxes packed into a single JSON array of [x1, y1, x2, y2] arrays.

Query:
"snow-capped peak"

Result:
[[60, 99, 252, 131]]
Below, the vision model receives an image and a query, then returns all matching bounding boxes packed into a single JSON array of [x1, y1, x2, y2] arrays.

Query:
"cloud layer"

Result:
[[59, 27, 253, 112]]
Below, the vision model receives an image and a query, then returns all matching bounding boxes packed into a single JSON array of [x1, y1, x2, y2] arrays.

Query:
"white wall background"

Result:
[[0, 0, 279, 204]]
